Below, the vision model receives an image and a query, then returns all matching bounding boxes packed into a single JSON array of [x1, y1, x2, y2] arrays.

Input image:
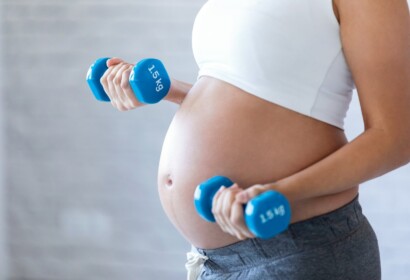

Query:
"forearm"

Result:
[[271, 128, 410, 203], [164, 78, 192, 105]]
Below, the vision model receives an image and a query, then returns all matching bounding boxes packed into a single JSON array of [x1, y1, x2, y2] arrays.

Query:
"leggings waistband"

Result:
[[193, 195, 364, 268]]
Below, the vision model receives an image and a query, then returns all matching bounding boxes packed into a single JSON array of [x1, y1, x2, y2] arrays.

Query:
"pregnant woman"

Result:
[[100, 0, 410, 279]]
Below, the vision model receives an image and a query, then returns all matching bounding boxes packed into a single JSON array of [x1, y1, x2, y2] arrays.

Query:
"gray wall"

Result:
[[2, 0, 201, 279], [0, 0, 409, 280], [0, 1, 9, 278]]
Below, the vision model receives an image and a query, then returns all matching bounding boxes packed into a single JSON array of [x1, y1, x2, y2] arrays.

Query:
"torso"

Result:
[[157, 76, 358, 249]]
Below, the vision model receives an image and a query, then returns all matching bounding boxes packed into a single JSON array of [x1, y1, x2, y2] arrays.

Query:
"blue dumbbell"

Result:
[[194, 176, 291, 239], [86, 57, 171, 104]]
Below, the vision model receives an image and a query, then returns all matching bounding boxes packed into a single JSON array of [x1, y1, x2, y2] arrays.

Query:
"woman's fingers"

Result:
[[231, 200, 255, 239], [120, 65, 140, 108], [212, 184, 253, 240], [212, 186, 230, 233], [236, 184, 269, 203], [113, 64, 132, 110], [221, 184, 246, 238], [221, 186, 238, 236], [108, 63, 127, 110], [100, 59, 143, 111], [100, 66, 112, 101]]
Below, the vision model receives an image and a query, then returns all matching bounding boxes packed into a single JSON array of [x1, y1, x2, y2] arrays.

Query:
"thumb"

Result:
[[235, 184, 269, 204], [107, 57, 124, 67]]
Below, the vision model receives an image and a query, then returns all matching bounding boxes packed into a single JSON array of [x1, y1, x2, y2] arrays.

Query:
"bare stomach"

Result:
[[157, 77, 358, 249]]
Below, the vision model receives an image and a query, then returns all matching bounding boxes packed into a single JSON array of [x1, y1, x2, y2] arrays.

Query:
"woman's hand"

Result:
[[100, 57, 145, 111], [212, 182, 272, 240]]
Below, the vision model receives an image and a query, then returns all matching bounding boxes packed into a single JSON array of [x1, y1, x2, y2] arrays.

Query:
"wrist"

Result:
[[164, 78, 191, 105], [264, 180, 300, 203]]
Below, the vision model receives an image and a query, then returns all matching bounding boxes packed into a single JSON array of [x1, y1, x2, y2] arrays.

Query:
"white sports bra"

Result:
[[192, 0, 356, 129]]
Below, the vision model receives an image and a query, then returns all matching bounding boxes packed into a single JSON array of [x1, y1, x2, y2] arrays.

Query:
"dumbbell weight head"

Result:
[[244, 190, 291, 239], [86, 57, 111, 102], [86, 57, 171, 104], [129, 58, 171, 104], [194, 176, 234, 222], [194, 175, 292, 239]]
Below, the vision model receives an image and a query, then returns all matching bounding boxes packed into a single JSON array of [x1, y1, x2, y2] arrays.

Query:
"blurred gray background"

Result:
[[0, 0, 409, 279]]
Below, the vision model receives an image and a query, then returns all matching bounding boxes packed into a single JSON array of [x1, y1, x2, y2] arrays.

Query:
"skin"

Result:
[[101, 0, 410, 247]]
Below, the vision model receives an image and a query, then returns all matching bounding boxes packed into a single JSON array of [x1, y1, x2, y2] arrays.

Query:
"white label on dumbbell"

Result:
[[152, 70, 160, 79], [259, 205, 286, 224], [148, 65, 164, 93], [148, 65, 156, 73], [155, 78, 163, 92], [156, 84, 164, 92], [275, 205, 286, 216]]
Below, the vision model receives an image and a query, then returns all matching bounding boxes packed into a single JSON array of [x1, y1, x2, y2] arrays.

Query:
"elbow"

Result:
[[401, 143, 410, 166], [400, 126, 410, 164], [399, 116, 410, 164], [404, 140, 410, 165], [391, 130, 410, 166], [369, 126, 410, 167], [365, 110, 410, 166]]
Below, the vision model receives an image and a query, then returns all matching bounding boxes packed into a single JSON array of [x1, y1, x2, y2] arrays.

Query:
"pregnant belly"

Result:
[[157, 77, 358, 249]]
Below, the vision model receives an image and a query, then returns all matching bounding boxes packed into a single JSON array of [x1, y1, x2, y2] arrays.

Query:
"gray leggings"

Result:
[[194, 195, 381, 280]]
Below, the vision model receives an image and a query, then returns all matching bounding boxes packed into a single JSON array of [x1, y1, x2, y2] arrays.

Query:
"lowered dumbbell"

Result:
[[194, 176, 291, 239], [86, 57, 171, 104]]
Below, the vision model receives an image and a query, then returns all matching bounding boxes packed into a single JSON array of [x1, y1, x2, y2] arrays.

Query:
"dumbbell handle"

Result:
[[194, 176, 291, 239], [86, 57, 171, 104]]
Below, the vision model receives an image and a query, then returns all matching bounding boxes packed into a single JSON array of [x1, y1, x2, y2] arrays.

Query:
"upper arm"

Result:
[[336, 0, 410, 135]]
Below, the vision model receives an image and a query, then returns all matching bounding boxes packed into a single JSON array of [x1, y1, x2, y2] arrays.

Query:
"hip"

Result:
[[193, 195, 381, 280]]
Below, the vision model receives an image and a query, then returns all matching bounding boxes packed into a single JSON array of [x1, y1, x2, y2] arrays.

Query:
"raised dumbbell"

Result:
[[194, 176, 291, 239], [86, 57, 171, 104]]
